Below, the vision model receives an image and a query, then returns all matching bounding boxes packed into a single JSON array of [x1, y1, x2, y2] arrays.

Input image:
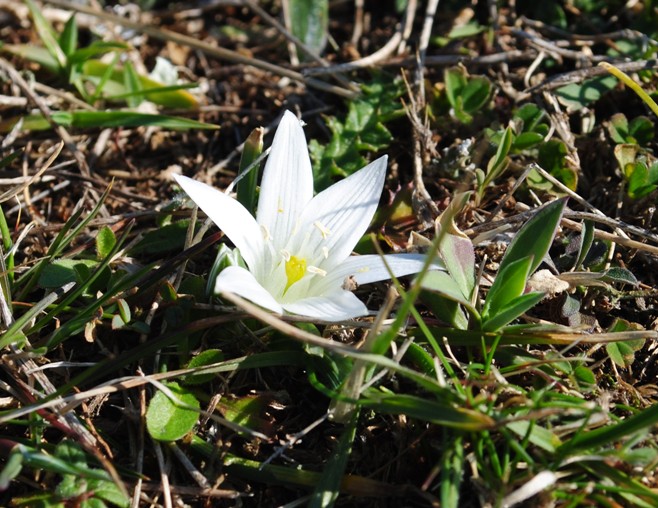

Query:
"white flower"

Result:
[[175, 110, 441, 321]]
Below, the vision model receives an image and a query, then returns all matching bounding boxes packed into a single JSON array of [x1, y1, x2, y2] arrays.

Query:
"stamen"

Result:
[[322, 247, 330, 259], [313, 221, 331, 239], [260, 225, 271, 242], [307, 266, 327, 277], [284, 255, 306, 291]]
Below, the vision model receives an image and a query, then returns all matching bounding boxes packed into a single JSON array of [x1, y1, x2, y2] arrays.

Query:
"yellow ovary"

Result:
[[285, 255, 307, 292]]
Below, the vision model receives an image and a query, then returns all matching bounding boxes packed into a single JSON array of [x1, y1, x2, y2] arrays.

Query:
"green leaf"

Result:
[[420, 270, 472, 308], [461, 76, 492, 113], [626, 160, 658, 199], [10, 111, 218, 133], [81, 59, 199, 109], [129, 221, 190, 256], [534, 140, 578, 191], [236, 127, 264, 216], [420, 290, 470, 330], [95, 226, 117, 260], [513, 131, 545, 151], [444, 67, 467, 110], [605, 319, 645, 368], [38, 259, 99, 288], [507, 420, 562, 452], [628, 116, 654, 145], [24, 0, 67, 71], [359, 392, 495, 431], [58, 14, 78, 59], [608, 113, 630, 144], [482, 291, 545, 332], [482, 256, 534, 319], [311, 77, 403, 190], [499, 198, 567, 276], [146, 382, 199, 441], [116, 299, 131, 324], [182, 349, 225, 385], [290, 0, 328, 57], [575, 219, 595, 270], [559, 400, 658, 455], [573, 365, 597, 389], [122, 61, 143, 108], [485, 126, 513, 182], [602, 267, 639, 286], [67, 42, 129, 66], [0, 449, 23, 490], [554, 75, 618, 111]]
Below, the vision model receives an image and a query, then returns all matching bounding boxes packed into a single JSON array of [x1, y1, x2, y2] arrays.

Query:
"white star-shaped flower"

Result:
[[175, 110, 441, 321]]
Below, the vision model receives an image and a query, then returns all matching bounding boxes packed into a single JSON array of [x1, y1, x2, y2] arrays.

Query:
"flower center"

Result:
[[284, 255, 307, 292]]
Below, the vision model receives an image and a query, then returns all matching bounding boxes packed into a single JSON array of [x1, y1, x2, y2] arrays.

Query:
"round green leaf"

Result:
[[146, 382, 199, 441]]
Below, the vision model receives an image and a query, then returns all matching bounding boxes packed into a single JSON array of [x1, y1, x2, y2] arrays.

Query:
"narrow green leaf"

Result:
[[0, 283, 75, 349], [182, 349, 225, 385], [482, 291, 545, 332], [359, 392, 495, 431], [507, 420, 561, 453], [58, 14, 78, 59], [0, 449, 23, 490], [309, 410, 358, 507], [602, 267, 639, 286], [440, 435, 465, 508], [484, 126, 513, 188], [16, 444, 111, 482], [82, 59, 199, 109], [1, 44, 60, 73], [24, 0, 67, 71], [499, 197, 567, 276], [13, 111, 218, 132], [122, 61, 143, 108], [482, 256, 534, 319], [236, 127, 264, 216], [575, 219, 595, 270], [67, 41, 128, 66], [559, 402, 658, 455]]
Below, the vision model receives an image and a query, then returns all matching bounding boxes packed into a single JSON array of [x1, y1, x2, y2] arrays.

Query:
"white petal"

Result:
[[313, 253, 442, 295], [215, 266, 283, 314], [282, 290, 368, 321], [295, 156, 387, 267], [256, 111, 314, 248], [175, 175, 264, 272]]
